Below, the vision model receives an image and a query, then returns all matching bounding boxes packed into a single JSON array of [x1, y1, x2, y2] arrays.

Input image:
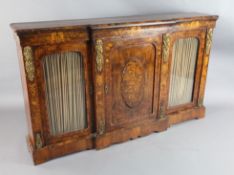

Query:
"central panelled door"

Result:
[[101, 36, 162, 133]]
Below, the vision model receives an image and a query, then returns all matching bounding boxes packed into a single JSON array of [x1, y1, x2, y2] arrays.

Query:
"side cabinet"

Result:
[[14, 29, 95, 164], [161, 28, 215, 125], [162, 29, 209, 124]]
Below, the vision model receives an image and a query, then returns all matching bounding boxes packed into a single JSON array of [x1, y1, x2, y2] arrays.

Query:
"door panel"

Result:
[[103, 38, 161, 131], [168, 38, 199, 107], [165, 29, 206, 113], [42, 52, 87, 135], [35, 43, 93, 144]]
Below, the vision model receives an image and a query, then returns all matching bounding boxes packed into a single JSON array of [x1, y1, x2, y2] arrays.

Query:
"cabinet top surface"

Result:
[[11, 12, 218, 33]]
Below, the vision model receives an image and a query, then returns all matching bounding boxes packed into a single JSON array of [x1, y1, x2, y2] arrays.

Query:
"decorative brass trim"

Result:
[[159, 104, 166, 119], [35, 133, 42, 149], [162, 34, 170, 63], [23, 46, 35, 82], [51, 32, 65, 43], [98, 119, 105, 135], [198, 97, 203, 107], [95, 39, 104, 73], [206, 28, 213, 55], [89, 133, 98, 138]]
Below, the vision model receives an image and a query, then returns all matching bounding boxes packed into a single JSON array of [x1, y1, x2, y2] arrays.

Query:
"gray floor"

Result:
[[0, 50, 233, 175]]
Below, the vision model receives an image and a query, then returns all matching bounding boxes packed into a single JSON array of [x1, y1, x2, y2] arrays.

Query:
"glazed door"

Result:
[[35, 42, 93, 144], [163, 29, 206, 114], [94, 36, 161, 134]]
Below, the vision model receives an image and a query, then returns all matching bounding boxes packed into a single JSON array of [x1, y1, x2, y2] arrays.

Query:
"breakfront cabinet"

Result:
[[11, 13, 218, 164]]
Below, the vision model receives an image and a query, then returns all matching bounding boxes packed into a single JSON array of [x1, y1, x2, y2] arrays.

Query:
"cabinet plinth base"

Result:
[[27, 106, 205, 164], [27, 136, 94, 165]]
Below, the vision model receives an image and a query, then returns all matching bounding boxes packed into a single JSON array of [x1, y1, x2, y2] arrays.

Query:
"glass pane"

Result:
[[168, 38, 198, 107], [43, 52, 87, 135]]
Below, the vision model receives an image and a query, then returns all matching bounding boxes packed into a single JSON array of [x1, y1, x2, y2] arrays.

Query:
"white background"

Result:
[[0, 0, 234, 174]]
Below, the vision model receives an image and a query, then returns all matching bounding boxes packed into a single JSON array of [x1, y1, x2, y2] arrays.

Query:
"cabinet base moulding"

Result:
[[27, 106, 205, 164]]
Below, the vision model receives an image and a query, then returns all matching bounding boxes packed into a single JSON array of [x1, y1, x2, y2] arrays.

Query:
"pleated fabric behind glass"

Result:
[[43, 52, 87, 135], [168, 38, 198, 107]]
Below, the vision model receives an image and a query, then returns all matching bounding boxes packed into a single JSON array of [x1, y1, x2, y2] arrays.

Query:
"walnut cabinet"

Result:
[[11, 13, 218, 164]]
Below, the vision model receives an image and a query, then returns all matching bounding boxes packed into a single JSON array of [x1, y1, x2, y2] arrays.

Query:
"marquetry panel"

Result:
[[121, 59, 145, 108], [103, 40, 159, 130]]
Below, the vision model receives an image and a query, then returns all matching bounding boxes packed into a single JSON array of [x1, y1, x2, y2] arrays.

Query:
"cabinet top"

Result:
[[11, 12, 218, 33]]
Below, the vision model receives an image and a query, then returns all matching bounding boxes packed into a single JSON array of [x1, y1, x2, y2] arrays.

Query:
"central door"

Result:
[[102, 37, 161, 132]]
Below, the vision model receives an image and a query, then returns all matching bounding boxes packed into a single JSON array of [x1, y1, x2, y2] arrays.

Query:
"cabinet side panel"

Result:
[[13, 33, 36, 146], [197, 28, 215, 106]]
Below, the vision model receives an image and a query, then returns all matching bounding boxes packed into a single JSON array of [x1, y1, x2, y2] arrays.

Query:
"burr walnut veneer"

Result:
[[11, 13, 218, 164]]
